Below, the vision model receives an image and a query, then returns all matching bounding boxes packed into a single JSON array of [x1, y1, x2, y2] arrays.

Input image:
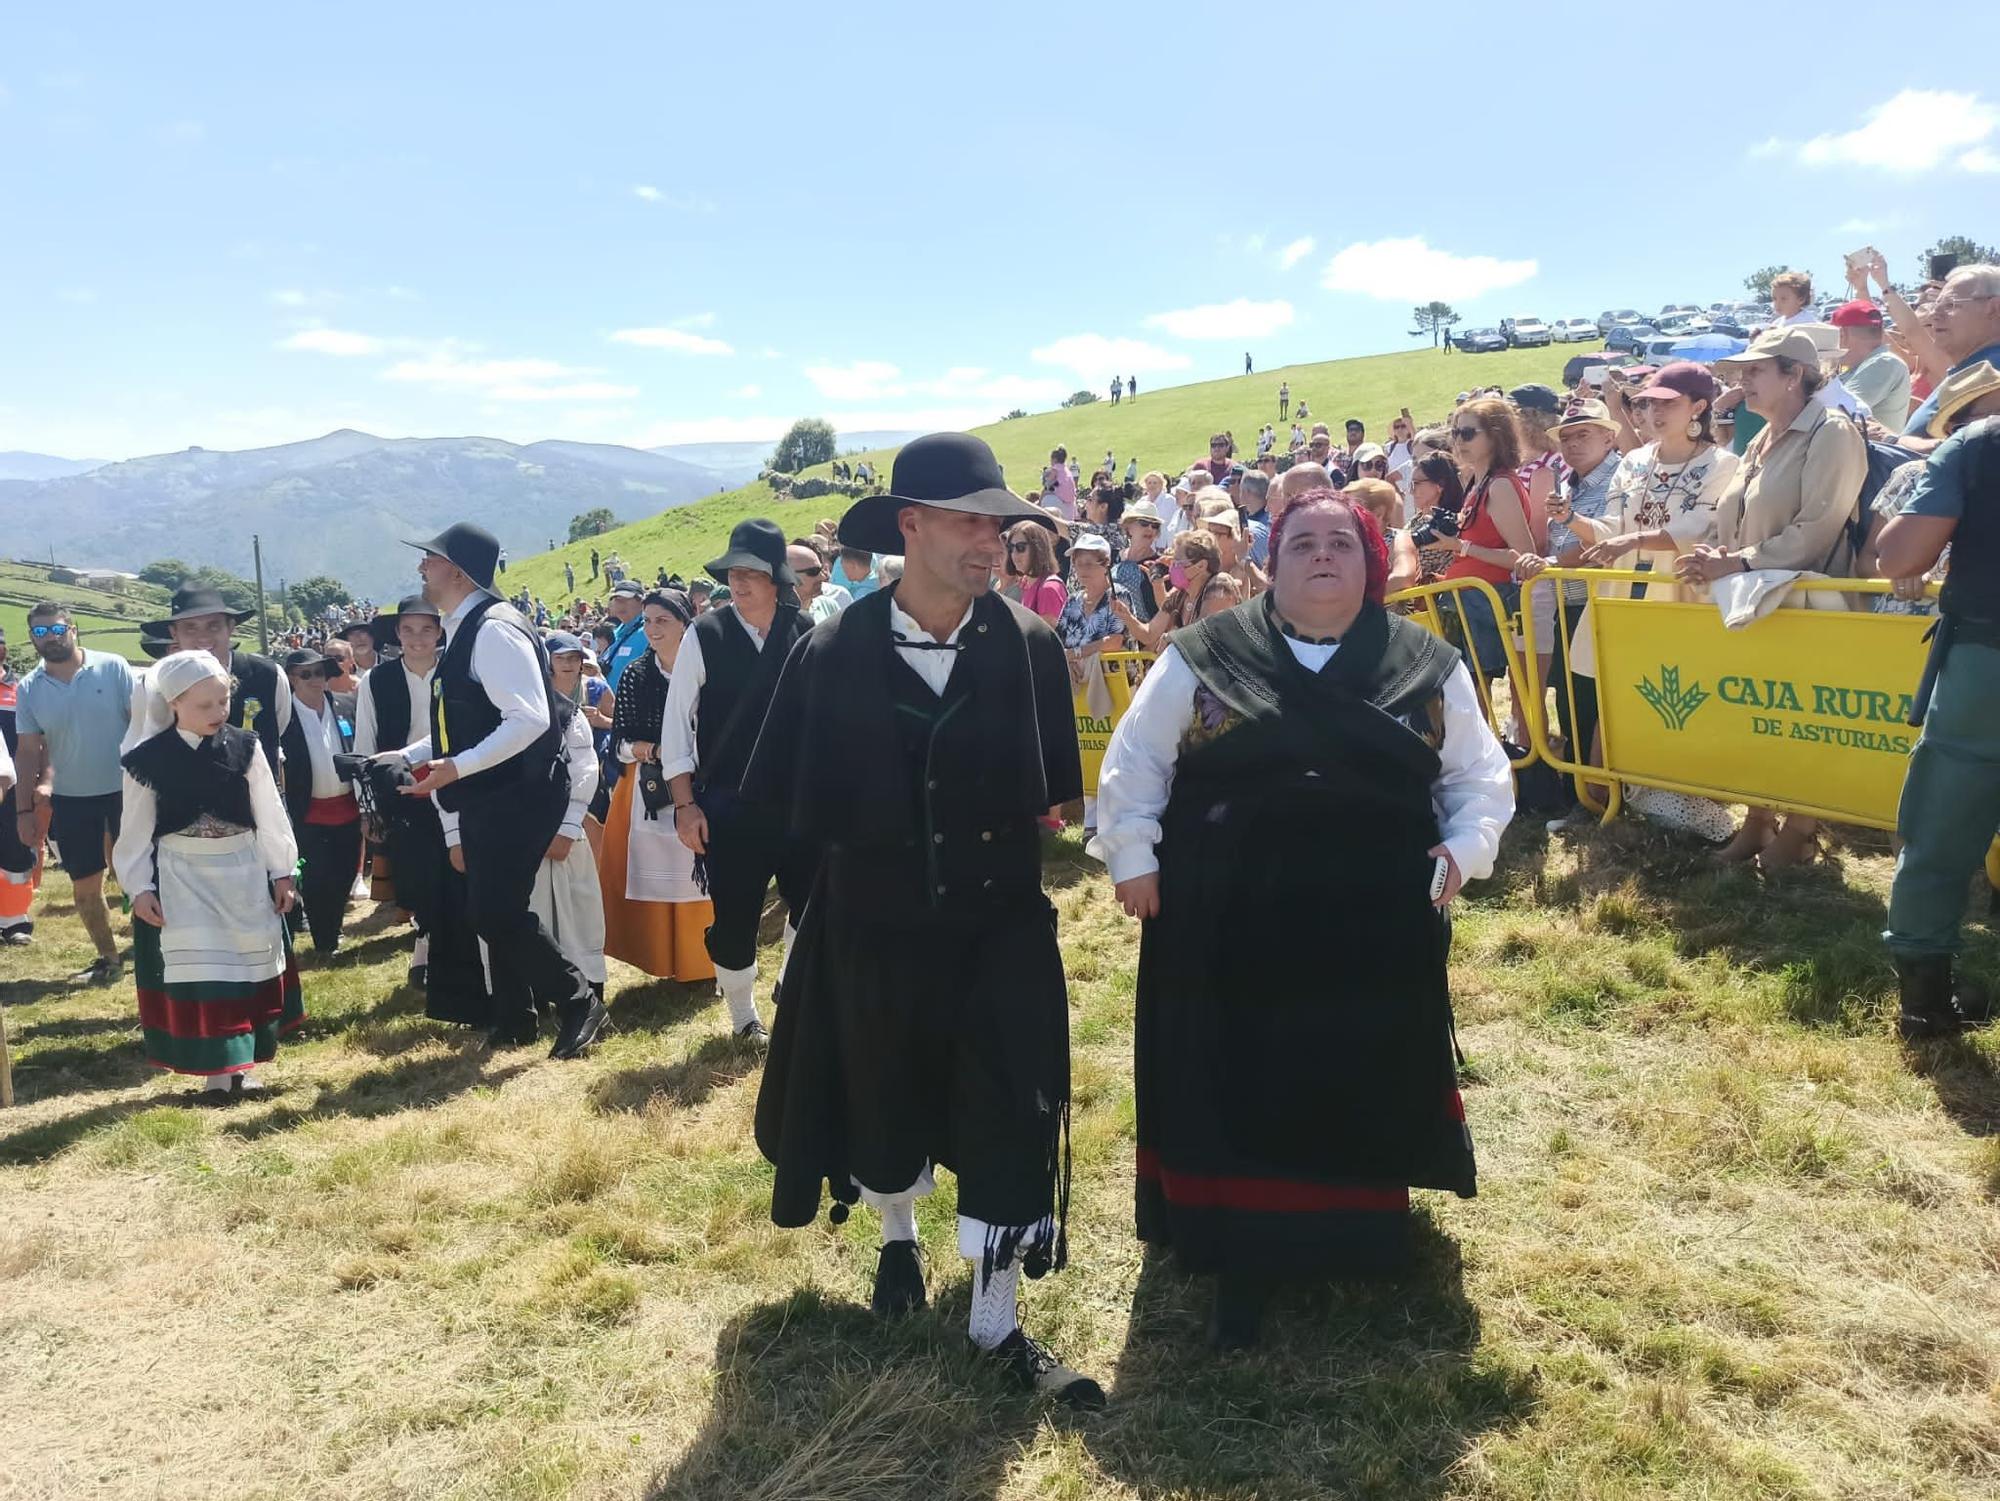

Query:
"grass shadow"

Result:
[[216, 1052, 538, 1142], [610, 975, 722, 1034], [1905, 1033, 2000, 1139], [1083, 1217, 1535, 1498], [0, 1092, 166, 1165], [644, 1289, 1042, 1500], [588, 1033, 762, 1115], [6, 1037, 155, 1101]]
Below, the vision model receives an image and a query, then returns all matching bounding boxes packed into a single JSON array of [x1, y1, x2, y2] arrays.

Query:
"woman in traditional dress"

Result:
[[1091, 489, 1513, 1348], [595, 590, 716, 983], [530, 634, 608, 999], [112, 650, 304, 1097]]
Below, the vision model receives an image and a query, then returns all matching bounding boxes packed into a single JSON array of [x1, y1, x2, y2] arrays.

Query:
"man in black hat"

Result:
[[279, 646, 361, 956], [139, 585, 291, 773], [663, 518, 815, 1044], [744, 433, 1101, 1408], [382, 523, 605, 1057]]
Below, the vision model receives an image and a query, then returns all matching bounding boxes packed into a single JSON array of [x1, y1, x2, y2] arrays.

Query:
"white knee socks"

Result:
[[779, 921, 798, 981], [878, 1192, 917, 1245], [717, 963, 760, 1031], [967, 1261, 1021, 1350]]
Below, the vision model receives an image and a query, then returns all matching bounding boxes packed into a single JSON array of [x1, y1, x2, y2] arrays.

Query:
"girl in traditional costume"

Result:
[[113, 650, 304, 1097]]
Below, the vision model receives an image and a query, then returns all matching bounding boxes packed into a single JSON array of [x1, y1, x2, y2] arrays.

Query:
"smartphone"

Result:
[[1929, 251, 1961, 282]]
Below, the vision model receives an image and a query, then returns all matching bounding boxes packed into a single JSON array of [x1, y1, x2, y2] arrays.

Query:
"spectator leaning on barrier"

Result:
[[1675, 327, 1868, 870], [1875, 361, 2000, 1039]]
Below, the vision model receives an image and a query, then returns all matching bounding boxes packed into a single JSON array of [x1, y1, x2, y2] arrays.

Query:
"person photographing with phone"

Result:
[[1090, 486, 1512, 1349]]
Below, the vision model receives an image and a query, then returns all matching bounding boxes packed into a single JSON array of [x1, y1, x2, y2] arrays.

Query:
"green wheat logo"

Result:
[[1637, 664, 1710, 732]]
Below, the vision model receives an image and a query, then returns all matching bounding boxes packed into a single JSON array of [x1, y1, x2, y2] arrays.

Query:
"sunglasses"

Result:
[[294, 665, 331, 680], [1008, 541, 1032, 552], [797, 565, 824, 577], [1451, 426, 1482, 442], [29, 622, 71, 638]]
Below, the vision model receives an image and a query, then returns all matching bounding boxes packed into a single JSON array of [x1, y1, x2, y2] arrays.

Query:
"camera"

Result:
[[1409, 505, 1463, 549]]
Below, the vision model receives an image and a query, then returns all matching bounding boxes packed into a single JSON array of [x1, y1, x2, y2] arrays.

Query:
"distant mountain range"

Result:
[[1, 427, 921, 599]]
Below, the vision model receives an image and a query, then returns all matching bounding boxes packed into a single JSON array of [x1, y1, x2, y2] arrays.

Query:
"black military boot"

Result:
[[1896, 954, 1994, 1040]]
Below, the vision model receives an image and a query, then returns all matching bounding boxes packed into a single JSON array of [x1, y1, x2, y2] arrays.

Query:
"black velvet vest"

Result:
[[690, 604, 809, 795], [227, 650, 283, 773], [121, 726, 259, 836], [429, 595, 563, 813], [365, 660, 418, 753]]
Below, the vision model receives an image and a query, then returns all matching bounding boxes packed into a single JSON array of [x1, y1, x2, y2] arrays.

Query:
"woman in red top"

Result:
[[1440, 399, 1538, 693]]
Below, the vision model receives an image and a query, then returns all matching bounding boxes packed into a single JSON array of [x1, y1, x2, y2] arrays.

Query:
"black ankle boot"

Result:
[[1895, 954, 1991, 1040], [1207, 1272, 1269, 1351]]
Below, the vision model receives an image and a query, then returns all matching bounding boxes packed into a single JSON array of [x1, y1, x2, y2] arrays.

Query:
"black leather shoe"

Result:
[[1206, 1273, 1269, 1352], [735, 1019, 770, 1051], [871, 1239, 926, 1317], [986, 1328, 1106, 1410], [1896, 955, 1993, 1041], [549, 995, 608, 1059], [407, 963, 427, 988]]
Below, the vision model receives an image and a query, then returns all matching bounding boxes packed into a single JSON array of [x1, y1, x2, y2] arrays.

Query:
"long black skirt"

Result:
[[1134, 775, 1475, 1279], [756, 860, 1070, 1242]]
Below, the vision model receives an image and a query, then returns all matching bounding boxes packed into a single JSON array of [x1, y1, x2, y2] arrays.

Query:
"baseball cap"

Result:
[[1829, 299, 1885, 329], [1352, 442, 1388, 464], [610, 580, 644, 597], [1632, 361, 1721, 405], [1552, 399, 1619, 435], [1508, 383, 1564, 415], [1068, 531, 1113, 557], [1716, 327, 1824, 372]]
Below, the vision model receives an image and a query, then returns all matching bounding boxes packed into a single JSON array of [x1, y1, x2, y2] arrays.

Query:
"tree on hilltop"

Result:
[[289, 575, 351, 620], [1410, 302, 1460, 348], [138, 559, 194, 588], [771, 418, 837, 474], [1061, 390, 1101, 408], [568, 508, 617, 542], [1920, 234, 2000, 279]]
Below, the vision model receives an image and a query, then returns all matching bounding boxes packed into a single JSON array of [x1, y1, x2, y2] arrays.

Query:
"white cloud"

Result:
[[675, 312, 716, 329], [1795, 89, 1998, 172], [384, 284, 420, 300], [383, 354, 633, 402], [1030, 334, 1192, 380], [280, 327, 385, 356], [1145, 298, 1295, 340], [629, 416, 792, 446], [1962, 146, 2000, 174], [633, 184, 662, 201], [608, 326, 734, 355], [1279, 236, 1315, 270], [270, 289, 310, 307], [1320, 237, 1537, 302], [628, 185, 717, 212], [732, 384, 763, 399], [1748, 136, 1785, 159], [802, 360, 905, 400]]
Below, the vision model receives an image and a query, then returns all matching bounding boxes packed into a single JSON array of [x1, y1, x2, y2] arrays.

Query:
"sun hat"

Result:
[[543, 631, 586, 656], [1716, 327, 1824, 373], [1119, 498, 1164, 528], [1351, 442, 1388, 464], [142, 584, 254, 634], [1632, 361, 1721, 404], [837, 432, 1051, 556], [705, 518, 797, 585], [1927, 360, 2000, 438]]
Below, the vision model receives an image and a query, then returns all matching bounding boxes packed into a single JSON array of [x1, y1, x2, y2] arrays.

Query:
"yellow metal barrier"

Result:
[[1386, 575, 1535, 765], [1076, 651, 1153, 796], [1515, 568, 1933, 831]]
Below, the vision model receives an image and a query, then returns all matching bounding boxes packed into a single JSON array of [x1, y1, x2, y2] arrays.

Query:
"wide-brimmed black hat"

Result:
[[282, 647, 336, 675], [368, 593, 440, 652], [142, 585, 254, 634], [705, 518, 796, 586], [404, 521, 501, 592], [837, 432, 1053, 556], [138, 629, 174, 660]]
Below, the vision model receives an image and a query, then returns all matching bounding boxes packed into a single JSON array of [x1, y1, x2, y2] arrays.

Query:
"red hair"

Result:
[[1268, 487, 1389, 605]]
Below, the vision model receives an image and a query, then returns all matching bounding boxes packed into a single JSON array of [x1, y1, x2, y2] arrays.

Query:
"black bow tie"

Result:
[[893, 634, 963, 653]]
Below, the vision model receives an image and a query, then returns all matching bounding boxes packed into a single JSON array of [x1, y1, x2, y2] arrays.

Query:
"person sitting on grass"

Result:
[[113, 650, 303, 1100]]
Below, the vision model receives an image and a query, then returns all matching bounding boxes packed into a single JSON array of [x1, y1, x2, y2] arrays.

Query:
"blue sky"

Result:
[[3, 2, 1997, 461]]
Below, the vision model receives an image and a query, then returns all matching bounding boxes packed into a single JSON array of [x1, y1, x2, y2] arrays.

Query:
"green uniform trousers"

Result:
[[1886, 641, 2000, 956]]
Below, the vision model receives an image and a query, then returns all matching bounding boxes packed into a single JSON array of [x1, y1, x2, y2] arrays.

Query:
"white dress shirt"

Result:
[[888, 595, 974, 696], [1086, 640, 1514, 885], [352, 660, 435, 757], [557, 702, 597, 840], [113, 728, 297, 894], [658, 611, 771, 783], [293, 695, 348, 800]]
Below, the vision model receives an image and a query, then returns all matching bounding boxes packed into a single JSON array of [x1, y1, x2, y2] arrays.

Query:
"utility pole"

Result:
[[252, 535, 269, 653]]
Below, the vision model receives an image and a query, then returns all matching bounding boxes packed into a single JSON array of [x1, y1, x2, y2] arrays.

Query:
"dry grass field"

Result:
[[4, 821, 1999, 1500]]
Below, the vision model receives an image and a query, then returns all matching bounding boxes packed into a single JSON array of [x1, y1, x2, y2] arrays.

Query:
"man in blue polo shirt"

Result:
[[12, 602, 136, 984], [599, 581, 649, 691]]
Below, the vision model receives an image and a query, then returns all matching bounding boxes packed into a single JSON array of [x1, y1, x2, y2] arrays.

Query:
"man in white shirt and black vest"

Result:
[[386, 523, 606, 1059], [279, 646, 360, 956], [137, 585, 292, 774], [743, 433, 1102, 1408], [664, 519, 816, 1045]]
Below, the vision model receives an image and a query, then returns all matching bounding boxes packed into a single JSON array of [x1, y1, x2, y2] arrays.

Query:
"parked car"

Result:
[[1596, 308, 1642, 334], [1605, 322, 1660, 353], [1707, 313, 1752, 338], [1659, 304, 1702, 320], [1657, 314, 1714, 336], [1553, 317, 1600, 343], [1454, 326, 1509, 353], [1501, 317, 1551, 348]]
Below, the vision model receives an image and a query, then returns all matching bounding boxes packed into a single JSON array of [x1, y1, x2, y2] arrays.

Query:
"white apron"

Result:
[[155, 831, 287, 986], [524, 838, 608, 984], [624, 791, 705, 904]]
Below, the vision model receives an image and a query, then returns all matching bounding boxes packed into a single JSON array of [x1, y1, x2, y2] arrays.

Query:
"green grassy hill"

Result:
[[508, 345, 1575, 604], [0, 563, 170, 664]]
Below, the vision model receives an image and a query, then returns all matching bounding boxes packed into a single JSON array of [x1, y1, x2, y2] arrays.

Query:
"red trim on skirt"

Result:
[[1137, 1148, 1411, 1213]]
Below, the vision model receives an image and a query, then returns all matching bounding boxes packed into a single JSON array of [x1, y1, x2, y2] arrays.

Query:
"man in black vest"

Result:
[[385, 523, 605, 1058], [279, 646, 360, 956], [744, 433, 1102, 1408], [140, 585, 291, 773], [1877, 361, 2000, 1040], [664, 519, 815, 1045]]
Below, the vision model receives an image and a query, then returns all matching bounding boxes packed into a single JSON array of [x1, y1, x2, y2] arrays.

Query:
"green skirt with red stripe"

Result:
[[133, 918, 305, 1075]]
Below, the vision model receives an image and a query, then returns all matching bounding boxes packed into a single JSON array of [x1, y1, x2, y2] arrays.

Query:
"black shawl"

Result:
[[610, 652, 672, 816]]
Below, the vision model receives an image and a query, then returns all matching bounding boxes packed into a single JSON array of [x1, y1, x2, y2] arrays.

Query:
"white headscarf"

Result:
[[131, 649, 231, 744]]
